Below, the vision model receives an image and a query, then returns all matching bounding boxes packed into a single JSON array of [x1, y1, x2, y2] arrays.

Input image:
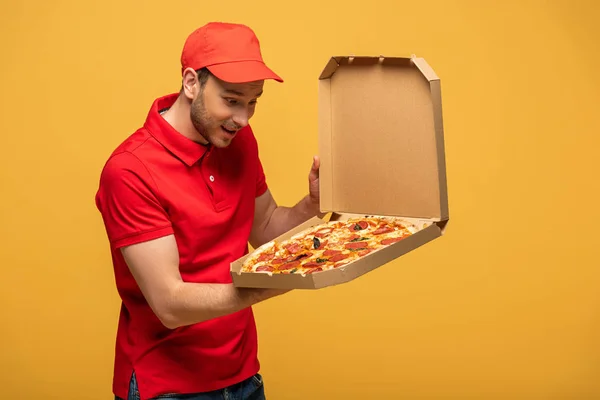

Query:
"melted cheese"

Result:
[[243, 216, 425, 274]]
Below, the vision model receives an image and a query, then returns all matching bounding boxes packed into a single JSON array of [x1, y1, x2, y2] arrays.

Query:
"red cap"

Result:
[[180, 22, 283, 83]]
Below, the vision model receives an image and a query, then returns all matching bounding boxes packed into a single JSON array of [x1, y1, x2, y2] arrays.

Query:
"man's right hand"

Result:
[[236, 287, 292, 304]]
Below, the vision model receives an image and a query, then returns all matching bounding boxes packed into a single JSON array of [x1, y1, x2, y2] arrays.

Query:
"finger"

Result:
[[309, 156, 319, 181], [310, 158, 319, 177], [312, 155, 320, 171]]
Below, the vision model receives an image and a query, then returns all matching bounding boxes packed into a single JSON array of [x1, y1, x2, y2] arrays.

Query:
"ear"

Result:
[[181, 67, 199, 100]]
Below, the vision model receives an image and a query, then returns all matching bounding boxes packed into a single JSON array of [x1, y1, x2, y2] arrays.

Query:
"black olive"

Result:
[[313, 236, 321, 249]]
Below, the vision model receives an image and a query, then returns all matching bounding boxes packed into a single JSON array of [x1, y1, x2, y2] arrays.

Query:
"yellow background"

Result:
[[1, 0, 599, 399]]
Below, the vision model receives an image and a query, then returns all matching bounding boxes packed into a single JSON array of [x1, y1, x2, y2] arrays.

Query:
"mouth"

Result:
[[221, 126, 238, 136]]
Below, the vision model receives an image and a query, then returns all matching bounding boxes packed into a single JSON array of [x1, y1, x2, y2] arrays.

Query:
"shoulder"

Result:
[[97, 130, 161, 196], [99, 129, 156, 179], [100, 151, 145, 180]]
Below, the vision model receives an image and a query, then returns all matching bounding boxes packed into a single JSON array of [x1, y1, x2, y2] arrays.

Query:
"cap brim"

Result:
[[207, 60, 283, 83]]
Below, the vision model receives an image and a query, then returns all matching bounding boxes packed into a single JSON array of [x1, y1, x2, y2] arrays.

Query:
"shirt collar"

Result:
[[143, 93, 211, 166]]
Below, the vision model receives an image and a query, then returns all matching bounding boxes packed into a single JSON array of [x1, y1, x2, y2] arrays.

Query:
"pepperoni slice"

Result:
[[323, 249, 342, 256], [285, 243, 302, 254], [373, 226, 394, 235], [256, 265, 274, 272], [302, 262, 322, 268], [329, 253, 349, 262], [358, 249, 372, 256], [278, 260, 300, 270], [271, 258, 287, 265], [314, 229, 332, 238], [381, 237, 405, 245], [257, 253, 275, 262], [345, 241, 368, 249]]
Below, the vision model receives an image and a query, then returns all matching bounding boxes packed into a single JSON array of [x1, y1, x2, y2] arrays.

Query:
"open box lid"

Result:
[[318, 55, 449, 221]]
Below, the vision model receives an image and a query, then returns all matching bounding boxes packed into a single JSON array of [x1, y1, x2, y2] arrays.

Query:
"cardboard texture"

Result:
[[231, 55, 449, 289]]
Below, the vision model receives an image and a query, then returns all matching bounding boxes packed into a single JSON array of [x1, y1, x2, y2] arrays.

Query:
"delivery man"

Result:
[[95, 21, 323, 400]]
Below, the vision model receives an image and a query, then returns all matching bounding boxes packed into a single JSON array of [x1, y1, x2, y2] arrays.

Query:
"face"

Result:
[[187, 70, 264, 148]]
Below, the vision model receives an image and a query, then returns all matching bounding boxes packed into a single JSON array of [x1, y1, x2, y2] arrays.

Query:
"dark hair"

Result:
[[196, 67, 211, 88]]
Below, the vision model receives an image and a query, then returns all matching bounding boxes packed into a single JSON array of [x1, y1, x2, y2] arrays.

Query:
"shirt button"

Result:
[[209, 175, 215, 182]]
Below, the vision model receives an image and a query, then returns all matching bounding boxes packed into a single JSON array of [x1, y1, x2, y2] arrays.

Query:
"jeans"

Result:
[[115, 372, 266, 400]]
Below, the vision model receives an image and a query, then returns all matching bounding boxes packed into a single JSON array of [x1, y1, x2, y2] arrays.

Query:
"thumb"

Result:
[[311, 155, 320, 171], [309, 155, 319, 182]]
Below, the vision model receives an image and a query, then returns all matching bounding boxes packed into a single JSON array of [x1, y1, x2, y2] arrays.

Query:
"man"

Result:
[[95, 22, 323, 400]]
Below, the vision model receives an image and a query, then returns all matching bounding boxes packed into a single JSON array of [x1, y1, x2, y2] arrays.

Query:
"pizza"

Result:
[[241, 216, 426, 275]]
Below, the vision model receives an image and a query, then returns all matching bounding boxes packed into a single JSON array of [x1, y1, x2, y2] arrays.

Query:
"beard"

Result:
[[190, 91, 241, 148], [190, 92, 212, 145]]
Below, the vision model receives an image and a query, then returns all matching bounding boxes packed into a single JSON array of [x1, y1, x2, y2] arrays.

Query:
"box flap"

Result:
[[318, 55, 448, 220]]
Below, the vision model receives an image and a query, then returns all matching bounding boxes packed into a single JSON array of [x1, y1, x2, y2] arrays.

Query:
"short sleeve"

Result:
[[95, 152, 174, 249], [255, 157, 268, 197]]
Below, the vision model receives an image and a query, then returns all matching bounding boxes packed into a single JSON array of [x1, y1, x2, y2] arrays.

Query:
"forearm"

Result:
[[160, 282, 285, 329], [261, 194, 325, 243], [121, 235, 288, 330]]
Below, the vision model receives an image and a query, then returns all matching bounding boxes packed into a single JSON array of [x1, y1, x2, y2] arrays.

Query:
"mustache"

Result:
[[222, 123, 242, 131]]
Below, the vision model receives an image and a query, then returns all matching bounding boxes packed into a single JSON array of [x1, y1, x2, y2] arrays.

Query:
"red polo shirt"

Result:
[[95, 93, 267, 400]]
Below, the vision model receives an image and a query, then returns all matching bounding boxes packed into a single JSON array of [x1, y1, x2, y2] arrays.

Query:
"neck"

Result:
[[161, 94, 209, 145]]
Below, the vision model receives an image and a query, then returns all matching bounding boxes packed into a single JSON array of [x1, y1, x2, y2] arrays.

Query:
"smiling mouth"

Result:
[[221, 126, 237, 135]]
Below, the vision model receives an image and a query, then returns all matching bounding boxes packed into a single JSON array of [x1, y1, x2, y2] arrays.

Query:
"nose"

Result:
[[232, 110, 249, 128]]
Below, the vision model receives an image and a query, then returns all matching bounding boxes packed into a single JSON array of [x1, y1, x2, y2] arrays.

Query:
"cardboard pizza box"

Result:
[[230, 55, 449, 289]]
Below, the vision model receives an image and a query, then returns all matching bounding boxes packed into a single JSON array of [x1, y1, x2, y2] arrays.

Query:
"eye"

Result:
[[223, 97, 258, 107]]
